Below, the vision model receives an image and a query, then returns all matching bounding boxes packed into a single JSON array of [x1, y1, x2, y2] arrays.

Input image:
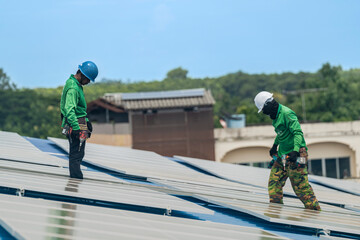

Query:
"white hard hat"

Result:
[[254, 91, 273, 113]]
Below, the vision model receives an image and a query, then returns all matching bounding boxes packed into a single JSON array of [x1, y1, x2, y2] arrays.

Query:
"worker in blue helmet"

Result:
[[60, 61, 98, 179]]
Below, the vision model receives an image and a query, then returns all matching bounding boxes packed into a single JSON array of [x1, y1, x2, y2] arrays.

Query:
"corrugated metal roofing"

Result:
[[102, 88, 215, 110]]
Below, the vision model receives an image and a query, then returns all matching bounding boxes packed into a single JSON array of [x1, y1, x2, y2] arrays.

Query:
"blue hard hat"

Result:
[[78, 61, 98, 82]]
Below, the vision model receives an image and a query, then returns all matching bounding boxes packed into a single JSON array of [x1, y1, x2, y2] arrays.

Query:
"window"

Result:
[[309, 159, 322, 176], [339, 157, 351, 179], [253, 162, 267, 168], [237, 157, 351, 178], [325, 158, 337, 178], [308, 157, 351, 179], [235, 161, 270, 169]]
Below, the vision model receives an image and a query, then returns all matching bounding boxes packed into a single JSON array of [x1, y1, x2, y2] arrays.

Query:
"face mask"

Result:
[[262, 99, 279, 120], [262, 104, 271, 115]]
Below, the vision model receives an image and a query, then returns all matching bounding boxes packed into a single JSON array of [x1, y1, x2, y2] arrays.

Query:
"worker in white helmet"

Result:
[[254, 91, 321, 210]]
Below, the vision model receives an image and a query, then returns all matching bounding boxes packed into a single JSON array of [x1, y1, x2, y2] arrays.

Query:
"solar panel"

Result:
[[2, 131, 359, 239], [0, 160, 124, 184], [0, 194, 288, 240], [151, 177, 266, 197], [175, 155, 296, 192], [151, 178, 358, 216], [193, 194, 360, 236], [0, 167, 213, 215], [119, 88, 205, 100], [49, 138, 360, 211], [0, 131, 72, 168], [319, 236, 348, 240], [175, 155, 360, 207], [344, 204, 360, 213], [48, 138, 262, 189], [309, 175, 360, 196]]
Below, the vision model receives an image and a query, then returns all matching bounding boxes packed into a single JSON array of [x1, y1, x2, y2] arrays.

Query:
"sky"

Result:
[[1, 0, 359, 88]]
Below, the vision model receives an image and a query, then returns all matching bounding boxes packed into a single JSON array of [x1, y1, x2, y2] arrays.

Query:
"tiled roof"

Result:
[[102, 88, 215, 110]]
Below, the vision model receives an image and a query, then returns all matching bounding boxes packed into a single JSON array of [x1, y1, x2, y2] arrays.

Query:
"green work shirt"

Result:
[[60, 75, 87, 130], [272, 104, 307, 156]]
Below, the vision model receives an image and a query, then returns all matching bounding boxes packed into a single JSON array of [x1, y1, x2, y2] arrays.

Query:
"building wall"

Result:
[[131, 108, 215, 160], [215, 121, 360, 178], [222, 146, 269, 164], [87, 123, 132, 147]]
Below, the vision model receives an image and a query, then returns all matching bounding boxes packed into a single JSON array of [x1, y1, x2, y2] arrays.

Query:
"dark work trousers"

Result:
[[68, 134, 86, 179]]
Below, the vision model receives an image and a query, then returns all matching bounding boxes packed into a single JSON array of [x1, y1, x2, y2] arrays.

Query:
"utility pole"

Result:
[[282, 88, 327, 122]]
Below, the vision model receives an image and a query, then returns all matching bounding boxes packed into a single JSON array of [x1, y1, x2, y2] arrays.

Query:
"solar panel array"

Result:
[[0, 131, 73, 168], [48, 137, 261, 189], [175, 155, 360, 207], [309, 175, 360, 196], [0, 194, 287, 240], [0, 131, 360, 239], [0, 167, 212, 215], [117, 88, 205, 101], [195, 195, 360, 235]]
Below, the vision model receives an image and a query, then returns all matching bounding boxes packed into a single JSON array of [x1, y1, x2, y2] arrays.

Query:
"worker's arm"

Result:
[[64, 89, 80, 130], [287, 112, 303, 152]]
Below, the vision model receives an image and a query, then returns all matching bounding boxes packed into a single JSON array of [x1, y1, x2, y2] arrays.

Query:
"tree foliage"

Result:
[[1, 63, 360, 138], [0, 68, 16, 90], [165, 67, 188, 80]]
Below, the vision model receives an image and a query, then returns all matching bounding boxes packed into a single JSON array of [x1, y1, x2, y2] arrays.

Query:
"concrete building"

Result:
[[215, 120, 360, 179]]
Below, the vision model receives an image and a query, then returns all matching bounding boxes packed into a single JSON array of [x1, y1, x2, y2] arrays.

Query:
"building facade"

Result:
[[215, 121, 360, 179], [87, 88, 216, 160]]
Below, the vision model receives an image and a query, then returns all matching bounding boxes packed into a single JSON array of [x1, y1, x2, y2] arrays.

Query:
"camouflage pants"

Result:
[[268, 148, 321, 210]]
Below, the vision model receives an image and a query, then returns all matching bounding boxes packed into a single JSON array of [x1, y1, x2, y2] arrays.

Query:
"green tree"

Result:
[[0, 68, 16, 90], [166, 67, 188, 80]]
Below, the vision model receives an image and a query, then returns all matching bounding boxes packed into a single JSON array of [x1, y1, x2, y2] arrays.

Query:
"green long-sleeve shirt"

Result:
[[60, 75, 87, 130], [273, 104, 307, 157]]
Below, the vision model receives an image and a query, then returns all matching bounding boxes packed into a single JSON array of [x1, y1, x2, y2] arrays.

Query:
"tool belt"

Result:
[[77, 117, 88, 132], [61, 117, 90, 138]]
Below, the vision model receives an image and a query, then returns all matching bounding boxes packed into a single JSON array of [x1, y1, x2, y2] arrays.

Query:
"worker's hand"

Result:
[[268, 159, 275, 169], [87, 121, 93, 138], [71, 129, 81, 139], [288, 151, 300, 162], [269, 144, 278, 157]]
